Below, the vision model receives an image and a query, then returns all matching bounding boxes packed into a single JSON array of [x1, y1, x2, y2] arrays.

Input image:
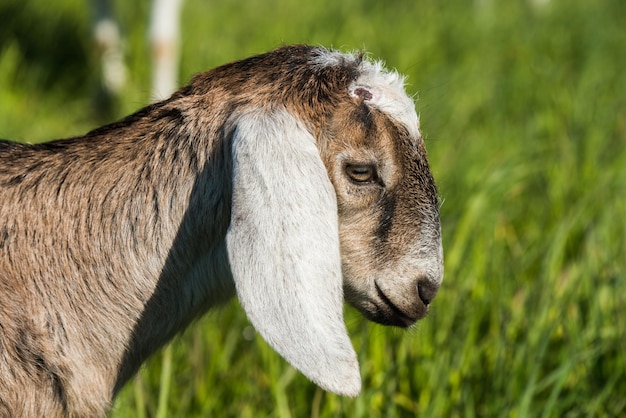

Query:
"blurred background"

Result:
[[1, 0, 624, 416]]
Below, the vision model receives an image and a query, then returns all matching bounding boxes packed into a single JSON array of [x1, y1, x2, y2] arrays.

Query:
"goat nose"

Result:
[[417, 279, 439, 306]]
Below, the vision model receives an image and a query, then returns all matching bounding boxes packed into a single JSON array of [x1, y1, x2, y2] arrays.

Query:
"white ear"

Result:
[[225, 108, 361, 396]]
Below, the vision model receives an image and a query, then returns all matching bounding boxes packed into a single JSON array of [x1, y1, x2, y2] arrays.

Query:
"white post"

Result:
[[91, 0, 127, 94], [149, 0, 185, 101]]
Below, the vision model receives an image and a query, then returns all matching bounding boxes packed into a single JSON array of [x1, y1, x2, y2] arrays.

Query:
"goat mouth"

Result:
[[371, 282, 426, 328]]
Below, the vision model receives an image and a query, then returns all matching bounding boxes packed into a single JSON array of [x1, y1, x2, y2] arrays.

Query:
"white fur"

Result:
[[226, 108, 361, 396], [350, 60, 421, 140]]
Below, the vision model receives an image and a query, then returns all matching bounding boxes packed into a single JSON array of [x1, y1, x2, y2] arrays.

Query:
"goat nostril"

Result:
[[417, 280, 439, 306]]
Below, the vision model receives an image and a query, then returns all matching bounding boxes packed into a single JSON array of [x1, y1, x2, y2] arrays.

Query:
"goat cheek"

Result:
[[375, 194, 396, 243], [338, 220, 375, 274]]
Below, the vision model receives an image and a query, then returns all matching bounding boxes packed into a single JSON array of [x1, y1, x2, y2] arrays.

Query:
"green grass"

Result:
[[1, 0, 624, 416]]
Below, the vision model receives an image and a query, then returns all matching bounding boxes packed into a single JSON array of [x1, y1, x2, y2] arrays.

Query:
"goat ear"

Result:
[[225, 109, 361, 397]]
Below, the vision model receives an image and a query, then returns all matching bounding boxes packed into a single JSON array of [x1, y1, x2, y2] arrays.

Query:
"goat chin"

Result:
[[0, 44, 442, 417]]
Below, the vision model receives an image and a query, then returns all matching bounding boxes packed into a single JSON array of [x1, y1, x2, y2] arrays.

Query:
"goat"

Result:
[[0, 45, 444, 417]]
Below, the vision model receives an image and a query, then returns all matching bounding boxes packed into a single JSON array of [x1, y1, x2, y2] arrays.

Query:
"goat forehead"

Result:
[[353, 61, 420, 140], [311, 48, 420, 140]]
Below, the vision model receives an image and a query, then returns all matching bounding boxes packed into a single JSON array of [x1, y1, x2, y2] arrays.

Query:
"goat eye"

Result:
[[345, 164, 377, 184]]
